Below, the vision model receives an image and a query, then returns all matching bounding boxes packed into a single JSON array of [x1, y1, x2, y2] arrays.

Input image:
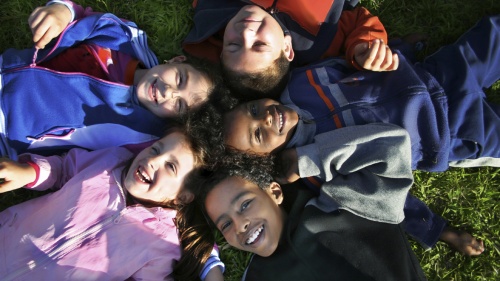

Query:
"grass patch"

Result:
[[1, 0, 499, 280]]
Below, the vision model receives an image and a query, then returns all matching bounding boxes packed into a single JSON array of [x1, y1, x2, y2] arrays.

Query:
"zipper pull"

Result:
[[30, 48, 39, 68]]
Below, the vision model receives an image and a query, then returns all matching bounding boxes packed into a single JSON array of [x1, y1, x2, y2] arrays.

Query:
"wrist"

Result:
[[23, 161, 40, 188], [47, 0, 75, 22]]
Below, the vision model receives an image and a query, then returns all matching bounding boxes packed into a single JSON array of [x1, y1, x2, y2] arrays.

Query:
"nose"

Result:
[[235, 217, 250, 234], [146, 155, 159, 171], [165, 87, 180, 100], [240, 24, 259, 48], [262, 110, 272, 127]]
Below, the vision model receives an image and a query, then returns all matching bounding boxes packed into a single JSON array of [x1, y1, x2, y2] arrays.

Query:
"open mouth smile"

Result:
[[274, 106, 284, 133], [246, 225, 264, 245], [136, 167, 152, 184], [151, 80, 159, 104]]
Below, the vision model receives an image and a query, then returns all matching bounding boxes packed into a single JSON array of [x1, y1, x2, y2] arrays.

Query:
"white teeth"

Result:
[[246, 225, 264, 245], [152, 80, 158, 103], [136, 168, 151, 184], [278, 112, 283, 132]]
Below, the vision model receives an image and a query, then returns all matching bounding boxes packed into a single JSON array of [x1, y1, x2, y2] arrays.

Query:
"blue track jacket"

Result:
[[0, 13, 164, 158]]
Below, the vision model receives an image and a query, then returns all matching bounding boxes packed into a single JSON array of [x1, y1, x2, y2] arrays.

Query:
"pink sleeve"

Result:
[[19, 148, 121, 191], [17, 149, 81, 191]]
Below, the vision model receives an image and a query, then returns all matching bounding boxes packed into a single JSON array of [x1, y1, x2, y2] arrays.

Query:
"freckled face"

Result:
[[205, 176, 285, 257], [224, 98, 299, 154], [123, 132, 195, 203], [136, 63, 211, 117]]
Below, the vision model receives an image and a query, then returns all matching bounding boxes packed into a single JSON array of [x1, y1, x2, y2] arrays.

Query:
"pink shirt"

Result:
[[0, 147, 181, 280]]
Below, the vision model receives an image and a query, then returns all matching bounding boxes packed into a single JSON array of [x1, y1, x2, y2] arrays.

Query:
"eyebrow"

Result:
[[213, 190, 252, 227], [155, 139, 165, 151], [252, 45, 271, 53], [184, 68, 190, 89], [158, 140, 180, 170]]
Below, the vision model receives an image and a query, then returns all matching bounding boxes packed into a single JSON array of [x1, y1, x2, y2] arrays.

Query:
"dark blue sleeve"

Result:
[[403, 193, 447, 248]]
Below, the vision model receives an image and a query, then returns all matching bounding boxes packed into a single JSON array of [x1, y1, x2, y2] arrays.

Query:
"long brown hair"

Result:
[[173, 169, 217, 281], [170, 117, 218, 281]]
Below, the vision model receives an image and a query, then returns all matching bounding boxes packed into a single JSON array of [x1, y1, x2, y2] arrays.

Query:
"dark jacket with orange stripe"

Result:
[[282, 52, 449, 172], [280, 52, 449, 248], [183, 0, 387, 68]]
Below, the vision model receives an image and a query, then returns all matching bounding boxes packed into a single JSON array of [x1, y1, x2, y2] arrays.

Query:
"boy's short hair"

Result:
[[221, 51, 291, 100]]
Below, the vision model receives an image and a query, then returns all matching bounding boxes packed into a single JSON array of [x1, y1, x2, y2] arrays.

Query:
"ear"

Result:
[[268, 182, 284, 205], [283, 35, 295, 61], [176, 190, 195, 204], [167, 55, 187, 64]]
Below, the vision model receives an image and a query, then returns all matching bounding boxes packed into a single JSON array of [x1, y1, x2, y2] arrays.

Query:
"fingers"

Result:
[[28, 7, 44, 29], [356, 39, 399, 72], [29, 10, 58, 49], [34, 25, 61, 49], [28, 7, 47, 46], [27, 5, 72, 49], [0, 180, 23, 194], [0, 159, 19, 193]]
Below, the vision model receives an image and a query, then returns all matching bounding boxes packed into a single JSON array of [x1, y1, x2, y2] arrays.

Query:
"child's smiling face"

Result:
[[222, 5, 294, 74], [205, 176, 285, 257], [224, 98, 299, 154], [123, 131, 195, 204], [136, 61, 211, 117]]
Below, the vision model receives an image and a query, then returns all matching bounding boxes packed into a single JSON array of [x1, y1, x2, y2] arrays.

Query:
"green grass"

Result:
[[1, 1, 499, 280]]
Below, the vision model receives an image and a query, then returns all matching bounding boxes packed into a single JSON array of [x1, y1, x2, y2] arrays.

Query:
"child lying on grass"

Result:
[[195, 123, 427, 281], [197, 15, 500, 256], [0, 123, 223, 281], [0, 3, 220, 159]]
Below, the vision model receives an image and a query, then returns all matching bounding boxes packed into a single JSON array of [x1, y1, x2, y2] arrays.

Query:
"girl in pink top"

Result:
[[0, 125, 223, 281]]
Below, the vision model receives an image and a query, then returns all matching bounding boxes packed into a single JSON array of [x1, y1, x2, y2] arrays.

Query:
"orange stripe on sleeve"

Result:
[[306, 70, 343, 128], [306, 70, 334, 110]]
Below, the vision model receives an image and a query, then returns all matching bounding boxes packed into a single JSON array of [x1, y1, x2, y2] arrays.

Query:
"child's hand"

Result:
[[275, 148, 300, 184], [0, 158, 36, 193], [28, 4, 72, 49], [353, 39, 399, 71]]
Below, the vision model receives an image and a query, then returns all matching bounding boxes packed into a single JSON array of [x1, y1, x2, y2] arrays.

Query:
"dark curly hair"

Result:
[[194, 151, 277, 226], [221, 51, 291, 101], [183, 84, 241, 170]]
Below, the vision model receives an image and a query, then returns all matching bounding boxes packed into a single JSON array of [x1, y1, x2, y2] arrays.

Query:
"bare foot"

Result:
[[440, 226, 485, 256]]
